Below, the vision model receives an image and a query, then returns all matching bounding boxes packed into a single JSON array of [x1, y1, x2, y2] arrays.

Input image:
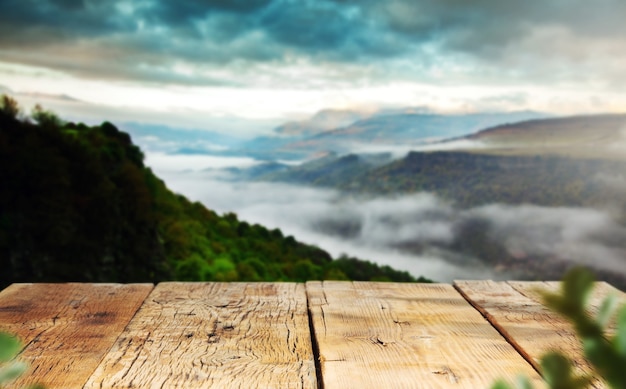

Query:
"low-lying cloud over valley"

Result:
[[154, 155, 626, 283]]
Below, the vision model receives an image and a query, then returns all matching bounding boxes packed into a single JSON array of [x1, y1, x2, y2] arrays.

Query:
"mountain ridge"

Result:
[[0, 96, 426, 286]]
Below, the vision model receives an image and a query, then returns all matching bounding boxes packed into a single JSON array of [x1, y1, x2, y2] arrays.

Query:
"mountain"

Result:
[[246, 113, 626, 287], [462, 114, 626, 160], [256, 114, 626, 207], [256, 152, 391, 186], [0, 96, 427, 287], [258, 146, 626, 210], [273, 111, 548, 157], [343, 151, 626, 208], [274, 108, 377, 137], [273, 106, 438, 137], [210, 110, 548, 161], [316, 111, 546, 143]]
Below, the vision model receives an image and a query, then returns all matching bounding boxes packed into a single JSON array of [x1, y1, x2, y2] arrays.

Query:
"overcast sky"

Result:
[[1, 0, 625, 129]]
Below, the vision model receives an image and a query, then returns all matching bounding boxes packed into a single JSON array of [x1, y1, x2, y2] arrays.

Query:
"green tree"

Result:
[[31, 104, 63, 128], [0, 95, 19, 119]]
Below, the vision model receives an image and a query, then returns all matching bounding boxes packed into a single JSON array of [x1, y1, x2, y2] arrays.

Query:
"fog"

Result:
[[146, 153, 260, 171], [159, 169, 494, 281], [328, 139, 489, 160], [153, 154, 626, 282], [467, 204, 626, 275]]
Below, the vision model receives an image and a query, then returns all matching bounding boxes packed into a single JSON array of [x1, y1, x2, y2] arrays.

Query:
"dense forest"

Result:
[[263, 150, 626, 212], [0, 96, 426, 288], [350, 151, 626, 209]]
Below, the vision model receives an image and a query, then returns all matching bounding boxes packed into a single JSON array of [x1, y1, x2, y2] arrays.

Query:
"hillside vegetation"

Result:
[[0, 96, 425, 287], [347, 151, 626, 209]]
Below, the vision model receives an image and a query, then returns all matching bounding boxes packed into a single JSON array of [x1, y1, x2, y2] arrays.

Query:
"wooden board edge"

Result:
[[453, 281, 543, 374]]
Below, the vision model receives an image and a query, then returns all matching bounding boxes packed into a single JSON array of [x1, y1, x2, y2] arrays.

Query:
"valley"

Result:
[[167, 112, 626, 289]]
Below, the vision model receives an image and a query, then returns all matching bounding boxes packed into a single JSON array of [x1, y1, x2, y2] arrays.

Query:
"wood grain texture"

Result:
[[507, 281, 626, 335], [307, 281, 544, 389], [0, 283, 153, 388], [85, 282, 316, 389], [455, 280, 625, 389]]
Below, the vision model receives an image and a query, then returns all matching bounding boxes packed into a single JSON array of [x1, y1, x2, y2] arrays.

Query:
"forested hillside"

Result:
[[261, 149, 626, 212], [346, 151, 626, 209], [0, 96, 425, 287]]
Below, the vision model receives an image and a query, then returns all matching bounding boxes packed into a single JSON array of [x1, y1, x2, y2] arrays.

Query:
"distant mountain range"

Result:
[[128, 109, 547, 161], [248, 110, 548, 160], [460, 113, 626, 160], [274, 108, 378, 137], [239, 113, 626, 208]]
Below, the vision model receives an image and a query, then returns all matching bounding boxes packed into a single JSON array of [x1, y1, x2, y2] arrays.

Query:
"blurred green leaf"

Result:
[[541, 353, 571, 387], [616, 306, 626, 356], [490, 375, 535, 389], [491, 380, 514, 389], [0, 361, 27, 383], [0, 333, 21, 362], [597, 294, 619, 330], [541, 352, 591, 389], [515, 375, 533, 389], [562, 267, 593, 306]]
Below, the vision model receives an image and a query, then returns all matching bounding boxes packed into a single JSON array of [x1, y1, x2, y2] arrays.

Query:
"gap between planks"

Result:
[[454, 280, 626, 389], [452, 282, 544, 381], [85, 282, 317, 389], [2, 281, 597, 388], [307, 281, 544, 389]]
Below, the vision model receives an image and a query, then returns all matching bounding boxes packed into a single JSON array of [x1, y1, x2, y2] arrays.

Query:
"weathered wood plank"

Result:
[[455, 280, 625, 389], [85, 282, 316, 389], [307, 281, 544, 389], [0, 283, 153, 388], [507, 281, 626, 335]]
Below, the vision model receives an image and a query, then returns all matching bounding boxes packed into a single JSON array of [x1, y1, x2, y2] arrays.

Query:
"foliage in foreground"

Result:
[[0, 332, 42, 389], [492, 267, 626, 389]]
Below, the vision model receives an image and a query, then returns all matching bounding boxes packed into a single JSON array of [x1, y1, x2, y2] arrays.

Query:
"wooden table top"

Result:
[[0, 281, 623, 389]]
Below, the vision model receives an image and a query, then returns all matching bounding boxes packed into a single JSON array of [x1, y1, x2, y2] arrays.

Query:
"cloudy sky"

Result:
[[1, 0, 626, 130]]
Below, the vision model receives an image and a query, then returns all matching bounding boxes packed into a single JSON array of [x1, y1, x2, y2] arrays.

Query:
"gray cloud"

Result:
[[1, 0, 625, 90], [367, 1, 626, 54]]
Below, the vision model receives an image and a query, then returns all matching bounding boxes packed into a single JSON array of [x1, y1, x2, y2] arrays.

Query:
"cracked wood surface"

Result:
[[1, 281, 622, 388], [507, 281, 626, 335], [84, 282, 317, 389], [0, 283, 153, 388], [454, 280, 626, 389], [306, 281, 544, 389]]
